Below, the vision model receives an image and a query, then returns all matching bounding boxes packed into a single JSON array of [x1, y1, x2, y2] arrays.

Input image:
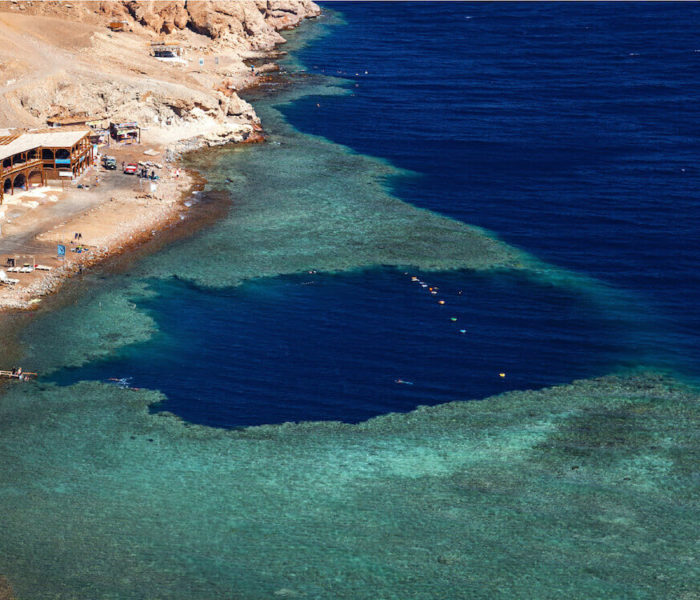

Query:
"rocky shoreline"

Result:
[[0, 0, 320, 312], [0, 2, 320, 589], [0, 1, 321, 136], [0, 168, 201, 311]]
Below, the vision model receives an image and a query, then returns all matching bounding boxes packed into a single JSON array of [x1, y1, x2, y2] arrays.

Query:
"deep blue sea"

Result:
[[51, 2, 700, 426]]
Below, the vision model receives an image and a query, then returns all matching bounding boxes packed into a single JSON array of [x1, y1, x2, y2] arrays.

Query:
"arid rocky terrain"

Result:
[[0, 0, 320, 145], [0, 1, 320, 311]]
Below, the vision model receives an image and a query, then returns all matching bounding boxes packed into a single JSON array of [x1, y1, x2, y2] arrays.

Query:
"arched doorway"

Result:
[[3, 178, 11, 196], [27, 170, 43, 188], [13, 173, 26, 192]]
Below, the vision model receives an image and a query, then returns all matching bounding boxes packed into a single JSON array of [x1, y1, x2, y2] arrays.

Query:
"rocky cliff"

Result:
[[99, 1, 319, 48], [0, 0, 320, 146], [4, 0, 320, 48], [124, 0, 320, 40]]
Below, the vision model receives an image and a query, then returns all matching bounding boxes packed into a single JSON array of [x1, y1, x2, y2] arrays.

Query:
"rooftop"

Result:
[[0, 128, 91, 162], [47, 115, 101, 125]]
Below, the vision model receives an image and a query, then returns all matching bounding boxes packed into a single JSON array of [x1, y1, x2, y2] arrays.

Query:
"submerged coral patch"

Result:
[[0, 374, 697, 599], [22, 281, 159, 374], [142, 82, 531, 289]]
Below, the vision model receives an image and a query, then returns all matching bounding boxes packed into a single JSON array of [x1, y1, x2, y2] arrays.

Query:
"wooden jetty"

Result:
[[0, 368, 37, 381]]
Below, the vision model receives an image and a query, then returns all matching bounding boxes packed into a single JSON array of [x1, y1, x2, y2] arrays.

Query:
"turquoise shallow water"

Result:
[[0, 372, 698, 599], [1, 7, 699, 599], [1, 374, 698, 599]]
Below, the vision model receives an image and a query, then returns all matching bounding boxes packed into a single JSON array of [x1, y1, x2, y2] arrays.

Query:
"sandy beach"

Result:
[[0, 141, 197, 310]]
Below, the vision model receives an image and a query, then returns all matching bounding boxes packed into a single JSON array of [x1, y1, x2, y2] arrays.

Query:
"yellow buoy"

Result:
[[499, 373, 506, 378]]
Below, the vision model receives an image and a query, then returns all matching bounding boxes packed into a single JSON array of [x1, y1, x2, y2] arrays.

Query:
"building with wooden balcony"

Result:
[[0, 128, 93, 204]]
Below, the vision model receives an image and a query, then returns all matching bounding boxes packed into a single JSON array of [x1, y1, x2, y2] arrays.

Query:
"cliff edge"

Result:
[[0, 0, 320, 146]]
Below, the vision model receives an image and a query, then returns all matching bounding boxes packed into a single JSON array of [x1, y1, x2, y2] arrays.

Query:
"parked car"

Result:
[[102, 156, 117, 170], [123, 163, 138, 175]]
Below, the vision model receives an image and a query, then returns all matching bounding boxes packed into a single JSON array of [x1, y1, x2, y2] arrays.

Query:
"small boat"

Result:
[[0, 368, 38, 382]]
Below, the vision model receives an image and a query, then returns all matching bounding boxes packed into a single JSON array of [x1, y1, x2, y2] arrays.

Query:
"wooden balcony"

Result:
[[0, 157, 43, 179]]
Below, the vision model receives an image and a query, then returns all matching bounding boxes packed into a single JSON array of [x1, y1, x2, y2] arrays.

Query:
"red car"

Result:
[[123, 163, 138, 175]]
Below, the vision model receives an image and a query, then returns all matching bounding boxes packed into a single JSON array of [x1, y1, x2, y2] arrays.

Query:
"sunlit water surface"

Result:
[[2, 4, 699, 599]]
